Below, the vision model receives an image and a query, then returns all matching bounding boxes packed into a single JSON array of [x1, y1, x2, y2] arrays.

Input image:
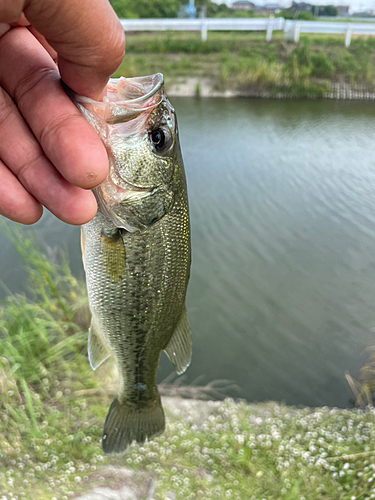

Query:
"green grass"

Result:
[[1, 222, 375, 499], [113, 31, 375, 95]]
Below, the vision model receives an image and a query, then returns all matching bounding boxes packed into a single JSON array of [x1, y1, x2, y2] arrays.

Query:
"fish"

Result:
[[68, 73, 192, 455]]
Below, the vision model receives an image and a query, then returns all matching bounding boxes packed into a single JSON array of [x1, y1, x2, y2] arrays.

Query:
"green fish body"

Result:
[[72, 74, 191, 455]]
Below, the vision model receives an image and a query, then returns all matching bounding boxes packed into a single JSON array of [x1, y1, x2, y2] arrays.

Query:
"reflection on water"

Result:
[[2, 98, 375, 407]]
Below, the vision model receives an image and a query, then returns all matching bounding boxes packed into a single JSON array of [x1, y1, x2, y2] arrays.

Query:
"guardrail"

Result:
[[284, 19, 375, 46], [120, 17, 285, 41], [120, 17, 375, 46]]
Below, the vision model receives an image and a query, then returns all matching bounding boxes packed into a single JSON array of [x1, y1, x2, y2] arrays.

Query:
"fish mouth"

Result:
[[108, 73, 164, 104], [73, 74, 165, 125]]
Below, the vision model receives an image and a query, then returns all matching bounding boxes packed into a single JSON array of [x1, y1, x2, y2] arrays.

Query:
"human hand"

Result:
[[0, 0, 125, 225]]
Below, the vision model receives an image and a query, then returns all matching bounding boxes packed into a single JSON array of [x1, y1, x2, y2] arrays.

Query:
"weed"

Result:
[[311, 52, 335, 78]]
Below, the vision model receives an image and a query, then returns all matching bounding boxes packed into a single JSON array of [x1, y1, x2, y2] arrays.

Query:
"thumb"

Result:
[[23, 0, 125, 99]]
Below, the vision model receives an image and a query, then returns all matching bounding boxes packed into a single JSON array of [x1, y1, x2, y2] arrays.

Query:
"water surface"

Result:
[[2, 97, 375, 407]]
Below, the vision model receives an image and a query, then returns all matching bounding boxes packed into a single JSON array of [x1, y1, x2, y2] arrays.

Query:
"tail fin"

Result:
[[102, 393, 165, 455]]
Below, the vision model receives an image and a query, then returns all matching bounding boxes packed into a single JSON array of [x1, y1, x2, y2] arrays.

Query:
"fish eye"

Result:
[[151, 129, 165, 149], [149, 127, 173, 154]]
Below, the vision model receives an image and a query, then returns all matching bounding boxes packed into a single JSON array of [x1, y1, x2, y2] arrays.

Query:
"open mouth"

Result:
[[106, 73, 164, 104], [74, 74, 165, 125]]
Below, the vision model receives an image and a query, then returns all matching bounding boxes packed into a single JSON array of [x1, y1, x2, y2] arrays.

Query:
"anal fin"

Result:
[[88, 317, 112, 370], [164, 309, 192, 375]]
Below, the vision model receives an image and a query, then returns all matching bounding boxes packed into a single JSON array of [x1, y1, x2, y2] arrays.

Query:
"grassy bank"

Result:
[[113, 31, 375, 96], [1, 224, 375, 499]]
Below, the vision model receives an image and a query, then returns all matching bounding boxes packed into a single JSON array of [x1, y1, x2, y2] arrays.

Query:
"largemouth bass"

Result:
[[69, 74, 191, 455]]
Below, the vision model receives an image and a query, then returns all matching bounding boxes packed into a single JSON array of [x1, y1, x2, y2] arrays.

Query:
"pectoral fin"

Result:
[[164, 309, 192, 375], [88, 317, 112, 370], [101, 229, 126, 283]]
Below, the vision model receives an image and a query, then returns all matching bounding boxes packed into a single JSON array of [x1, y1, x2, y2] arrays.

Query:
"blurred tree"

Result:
[[110, 0, 137, 18], [297, 10, 315, 19], [110, 0, 184, 18], [111, 0, 240, 19], [233, 9, 255, 17], [204, 1, 232, 17], [318, 5, 338, 16], [277, 8, 315, 19]]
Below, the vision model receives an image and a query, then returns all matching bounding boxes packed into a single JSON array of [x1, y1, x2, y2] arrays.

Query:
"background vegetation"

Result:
[[109, 0, 230, 19], [112, 31, 375, 96], [109, 0, 340, 19]]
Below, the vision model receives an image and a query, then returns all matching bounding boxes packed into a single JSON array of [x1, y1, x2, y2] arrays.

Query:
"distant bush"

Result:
[[218, 55, 285, 90], [110, 0, 184, 18], [110, 0, 246, 19], [109, 0, 137, 18], [206, 2, 232, 17], [284, 41, 312, 82], [290, 40, 312, 67], [333, 52, 359, 80], [232, 10, 255, 18], [277, 9, 315, 20], [311, 52, 334, 78], [298, 10, 316, 20], [276, 9, 293, 19], [318, 4, 338, 16], [125, 33, 253, 55]]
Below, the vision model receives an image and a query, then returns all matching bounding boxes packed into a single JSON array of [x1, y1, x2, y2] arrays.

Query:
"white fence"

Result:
[[120, 17, 285, 41], [284, 20, 375, 46], [120, 17, 375, 46]]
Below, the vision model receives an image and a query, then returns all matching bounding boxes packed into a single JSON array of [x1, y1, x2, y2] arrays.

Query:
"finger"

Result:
[[0, 160, 43, 225], [24, 0, 125, 99], [0, 27, 109, 190], [11, 13, 31, 27], [27, 25, 58, 63], [0, 84, 98, 225], [16, 154, 98, 225], [0, 23, 10, 37], [0, 0, 24, 24]]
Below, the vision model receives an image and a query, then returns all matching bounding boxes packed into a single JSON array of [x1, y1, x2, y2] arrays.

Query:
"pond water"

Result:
[[2, 97, 375, 408]]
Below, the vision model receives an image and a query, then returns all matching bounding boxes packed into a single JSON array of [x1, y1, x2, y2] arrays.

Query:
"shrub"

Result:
[[311, 52, 335, 78]]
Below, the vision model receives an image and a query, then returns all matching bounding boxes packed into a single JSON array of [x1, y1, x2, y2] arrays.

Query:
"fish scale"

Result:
[[69, 74, 192, 455]]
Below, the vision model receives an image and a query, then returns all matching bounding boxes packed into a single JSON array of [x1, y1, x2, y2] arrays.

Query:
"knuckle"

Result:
[[95, 22, 125, 75], [39, 112, 81, 150], [0, 88, 14, 126], [13, 66, 57, 105], [16, 152, 45, 184], [111, 23, 126, 65]]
